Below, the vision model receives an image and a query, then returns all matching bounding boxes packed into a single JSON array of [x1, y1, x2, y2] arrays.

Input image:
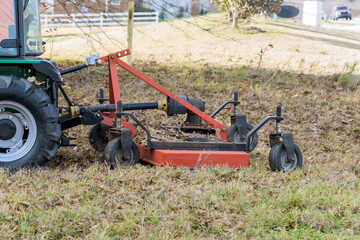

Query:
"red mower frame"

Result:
[[76, 49, 301, 170]]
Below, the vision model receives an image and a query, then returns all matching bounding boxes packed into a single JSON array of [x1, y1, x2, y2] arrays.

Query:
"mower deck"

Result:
[[138, 145, 250, 168]]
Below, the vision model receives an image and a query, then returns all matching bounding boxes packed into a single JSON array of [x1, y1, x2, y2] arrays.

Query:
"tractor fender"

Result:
[[32, 59, 62, 84]]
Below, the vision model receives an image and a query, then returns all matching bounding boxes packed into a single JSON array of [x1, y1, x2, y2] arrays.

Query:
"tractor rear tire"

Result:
[[0, 76, 61, 170]]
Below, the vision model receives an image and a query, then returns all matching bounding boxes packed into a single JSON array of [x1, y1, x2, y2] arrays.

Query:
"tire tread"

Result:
[[0, 76, 60, 170]]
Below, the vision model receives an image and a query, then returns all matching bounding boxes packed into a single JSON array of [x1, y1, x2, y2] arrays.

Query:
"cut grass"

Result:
[[1, 165, 360, 239]]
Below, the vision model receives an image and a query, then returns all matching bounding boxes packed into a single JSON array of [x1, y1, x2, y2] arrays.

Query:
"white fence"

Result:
[[40, 12, 159, 28]]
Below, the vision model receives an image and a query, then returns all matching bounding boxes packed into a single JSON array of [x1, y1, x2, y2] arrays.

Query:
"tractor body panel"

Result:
[[0, 58, 62, 83]]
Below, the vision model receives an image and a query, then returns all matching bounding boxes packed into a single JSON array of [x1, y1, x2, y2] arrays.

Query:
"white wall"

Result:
[[302, 1, 322, 27], [145, 0, 209, 18]]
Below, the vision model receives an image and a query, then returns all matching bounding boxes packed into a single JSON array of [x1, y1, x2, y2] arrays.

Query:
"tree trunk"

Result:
[[232, 11, 238, 28]]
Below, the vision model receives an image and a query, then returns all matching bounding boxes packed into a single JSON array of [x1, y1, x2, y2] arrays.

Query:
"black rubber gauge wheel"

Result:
[[89, 123, 109, 151], [227, 123, 259, 152], [103, 137, 139, 168], [0, 76, 60, 170], [269, 142, 303, 171]]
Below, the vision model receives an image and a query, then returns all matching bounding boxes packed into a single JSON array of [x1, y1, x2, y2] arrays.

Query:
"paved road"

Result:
[[322, 18, 360, 32]]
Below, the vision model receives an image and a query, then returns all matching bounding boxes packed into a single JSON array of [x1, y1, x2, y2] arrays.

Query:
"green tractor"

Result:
[[0, 0, 103, 170]]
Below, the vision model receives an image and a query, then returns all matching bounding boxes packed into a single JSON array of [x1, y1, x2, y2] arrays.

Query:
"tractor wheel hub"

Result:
[[0, 119, 16, 140]]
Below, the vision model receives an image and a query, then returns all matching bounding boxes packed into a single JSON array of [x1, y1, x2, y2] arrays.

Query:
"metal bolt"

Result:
[[8, 115, 13, 119], [11, 138, 16, 143], [222, 128, 226, 130], [111, 56, 114, 59]]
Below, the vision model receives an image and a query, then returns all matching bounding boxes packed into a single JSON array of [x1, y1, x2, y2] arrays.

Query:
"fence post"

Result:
[[72, 13, 76, 27], [155, 12, 159, 23], [44, 14, 47, 28], [127, 1, 134, 65], [100, 13, 103, 27]]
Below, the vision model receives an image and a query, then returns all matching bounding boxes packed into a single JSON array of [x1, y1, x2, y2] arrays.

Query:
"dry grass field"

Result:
[[1, 14, 360, 239]]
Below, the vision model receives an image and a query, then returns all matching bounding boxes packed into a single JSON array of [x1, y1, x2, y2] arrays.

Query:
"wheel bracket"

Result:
[[269, 133, 281, 148], [121, 128, 133, 162], [235, 114, 247, 142], [282, 132, 295, 164]]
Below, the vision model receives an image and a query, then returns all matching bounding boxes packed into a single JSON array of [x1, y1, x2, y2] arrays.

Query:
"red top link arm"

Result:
[[98, 50, 228, 141]]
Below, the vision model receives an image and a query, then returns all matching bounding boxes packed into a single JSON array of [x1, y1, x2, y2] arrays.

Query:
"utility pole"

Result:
[[127, 1, 134, 65]]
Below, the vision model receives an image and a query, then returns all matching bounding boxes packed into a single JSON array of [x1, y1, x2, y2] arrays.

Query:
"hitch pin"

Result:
[[276, 105, 282, 134], [234, 92, 239, 115], [116, 100, 123, 129]]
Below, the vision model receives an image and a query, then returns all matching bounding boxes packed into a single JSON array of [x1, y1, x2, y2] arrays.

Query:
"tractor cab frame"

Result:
[[0, 0, 43, 57], [0, 0, 62, 101]]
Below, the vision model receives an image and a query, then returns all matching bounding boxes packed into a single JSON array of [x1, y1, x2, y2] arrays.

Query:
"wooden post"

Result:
[[127, 1, 134, 65], [72, 13, 76, 27], [105, 0, 109, 13]]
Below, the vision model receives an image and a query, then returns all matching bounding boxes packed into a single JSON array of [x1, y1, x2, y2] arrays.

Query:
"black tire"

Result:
[[227, 123, 259, 152], [269, 142, 302, 172], [103, 137, 139, 168], [0, 76, 60, 170], [89, 123, 109, 151]]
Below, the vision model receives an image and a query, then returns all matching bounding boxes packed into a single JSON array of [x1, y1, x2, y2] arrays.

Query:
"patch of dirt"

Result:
[[43, 14, 360, 75]]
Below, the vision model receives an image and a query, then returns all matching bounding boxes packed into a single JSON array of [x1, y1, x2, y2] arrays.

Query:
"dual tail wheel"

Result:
[[269, 142, 303, 171], [103, 138, 139, 168], [227, 123, 259, 152], [89, 125, 139, 168], [89, 123, 110, 151]]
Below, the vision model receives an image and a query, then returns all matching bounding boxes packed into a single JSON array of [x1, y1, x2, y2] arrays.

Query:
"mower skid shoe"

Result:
[[121, 129, 133, 163], [235, 114, 247, 142], [282, 132, 296, 164]]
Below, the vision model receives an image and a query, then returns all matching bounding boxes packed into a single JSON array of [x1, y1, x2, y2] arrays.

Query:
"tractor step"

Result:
[[60, 137, 76, 147]]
